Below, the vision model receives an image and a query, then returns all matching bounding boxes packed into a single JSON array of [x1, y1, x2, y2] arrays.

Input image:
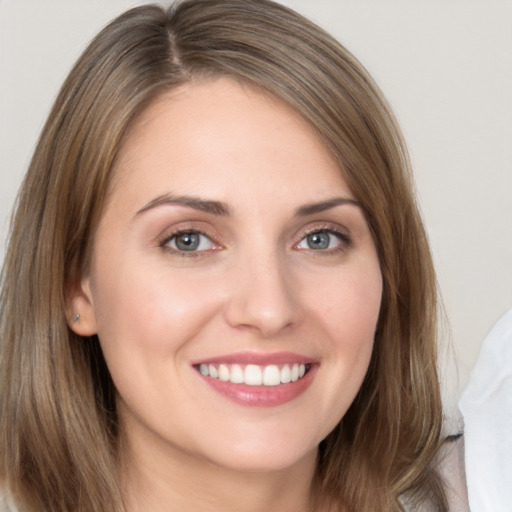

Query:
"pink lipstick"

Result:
[[192, 352, 318, 407]]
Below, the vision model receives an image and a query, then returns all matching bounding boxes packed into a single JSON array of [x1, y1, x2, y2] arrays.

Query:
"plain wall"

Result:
[[1, 0, 511, 406]]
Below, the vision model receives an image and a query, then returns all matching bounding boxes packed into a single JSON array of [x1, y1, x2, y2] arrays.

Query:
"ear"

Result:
[[66, 270, 98, 337]]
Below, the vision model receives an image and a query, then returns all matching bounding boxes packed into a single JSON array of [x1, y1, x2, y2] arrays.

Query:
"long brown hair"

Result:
[[0, 1, 446, 510]]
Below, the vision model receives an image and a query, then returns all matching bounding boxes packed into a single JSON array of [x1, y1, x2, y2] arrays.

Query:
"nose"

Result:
[[223, 251, 302, 338]]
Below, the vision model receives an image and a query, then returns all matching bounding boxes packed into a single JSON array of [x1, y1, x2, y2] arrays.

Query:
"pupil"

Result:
[[176, 233, 199, 251], [308, 232, 329, 250]]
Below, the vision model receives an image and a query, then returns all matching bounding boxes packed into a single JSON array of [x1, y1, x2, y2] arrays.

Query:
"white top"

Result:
[[459, 309, 512, 512]]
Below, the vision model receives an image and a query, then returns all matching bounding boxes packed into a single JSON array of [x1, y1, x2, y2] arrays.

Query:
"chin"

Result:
[[197, 432, 319, 474]]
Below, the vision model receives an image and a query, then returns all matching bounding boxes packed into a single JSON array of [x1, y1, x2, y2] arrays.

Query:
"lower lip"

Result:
[[197, 365, 318, 407]]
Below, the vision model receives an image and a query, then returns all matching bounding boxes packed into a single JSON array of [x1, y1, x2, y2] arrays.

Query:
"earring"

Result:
[[72, 313, 80, 323]]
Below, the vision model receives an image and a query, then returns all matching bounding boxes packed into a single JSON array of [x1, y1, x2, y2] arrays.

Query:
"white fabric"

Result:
[[438, 435, 471, 512], [459, 309, 512, 512]]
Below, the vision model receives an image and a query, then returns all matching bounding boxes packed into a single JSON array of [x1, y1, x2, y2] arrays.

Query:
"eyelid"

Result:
[[157, 225, 223, 257], [293, 223, 352, 252], [155, 221, 352, 258]]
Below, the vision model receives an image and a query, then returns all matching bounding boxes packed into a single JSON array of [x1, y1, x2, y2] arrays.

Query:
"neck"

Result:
[[119, 423, 319, 512]]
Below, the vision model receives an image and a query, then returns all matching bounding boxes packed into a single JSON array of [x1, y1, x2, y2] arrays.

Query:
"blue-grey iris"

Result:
[[307, 231, 330, 250], [175, 233, 200, 251]]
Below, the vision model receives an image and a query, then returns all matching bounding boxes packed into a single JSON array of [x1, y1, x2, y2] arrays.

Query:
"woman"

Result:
[[0, 1, 468, 510]]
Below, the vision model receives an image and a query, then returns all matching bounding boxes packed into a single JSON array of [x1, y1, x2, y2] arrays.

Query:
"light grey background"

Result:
[[1, 0, 511, 404]]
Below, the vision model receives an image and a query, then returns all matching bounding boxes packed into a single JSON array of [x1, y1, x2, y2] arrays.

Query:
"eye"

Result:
[[296, 229, 346, 251], [161, 231, 216, 252]]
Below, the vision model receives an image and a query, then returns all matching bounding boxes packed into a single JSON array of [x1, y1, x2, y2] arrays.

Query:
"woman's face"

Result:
[[72, 78, 382, 474]]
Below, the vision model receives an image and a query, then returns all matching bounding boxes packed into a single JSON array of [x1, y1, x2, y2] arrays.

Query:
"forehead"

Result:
[[109, 77, 353, 211]]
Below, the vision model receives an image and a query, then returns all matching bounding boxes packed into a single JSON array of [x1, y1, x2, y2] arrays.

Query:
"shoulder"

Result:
[[0, 495, 18, 512], [436, 434, 471, 512], [401, 432, 471, 512]]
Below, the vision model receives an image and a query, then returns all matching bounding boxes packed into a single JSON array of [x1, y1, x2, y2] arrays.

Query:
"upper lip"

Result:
[[190, 351, 318, 366]]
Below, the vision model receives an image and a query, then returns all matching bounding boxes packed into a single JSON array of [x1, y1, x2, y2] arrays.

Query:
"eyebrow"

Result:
[[294, 197, 360, 216], [135, 194, 231, 217], [134, 194, 360, 218]]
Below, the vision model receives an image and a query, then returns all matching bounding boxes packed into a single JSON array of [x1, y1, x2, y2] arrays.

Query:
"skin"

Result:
[[69, 78, 382, 512]]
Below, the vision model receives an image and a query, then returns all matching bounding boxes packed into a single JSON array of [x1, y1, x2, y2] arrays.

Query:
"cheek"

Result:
[[89, 260, 227, 428], [328, 283, 380, 422], [306, 258, 381, 413], [312, 259, 382, 345], [90, 254, 224, 365]]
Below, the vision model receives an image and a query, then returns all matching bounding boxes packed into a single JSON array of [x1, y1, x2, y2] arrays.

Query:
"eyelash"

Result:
[[294, 224, 353, 255], [158, 228, 221, 258], [158, 224, 352, 258]]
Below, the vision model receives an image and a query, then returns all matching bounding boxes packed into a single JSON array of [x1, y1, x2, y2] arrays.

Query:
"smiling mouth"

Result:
[[195, 363, 311, 386]]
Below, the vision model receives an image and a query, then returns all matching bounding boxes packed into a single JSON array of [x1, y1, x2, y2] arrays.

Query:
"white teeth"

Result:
[[230, 364, 244, 384], [263, 365, 280, 386], [280, 364, 292, 384], [198, 362, 310, 386], [218, 364, 230, 381], [291, 364, 299, 382], [209, 364, 218, 379], [244, 364, 263, 386]]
